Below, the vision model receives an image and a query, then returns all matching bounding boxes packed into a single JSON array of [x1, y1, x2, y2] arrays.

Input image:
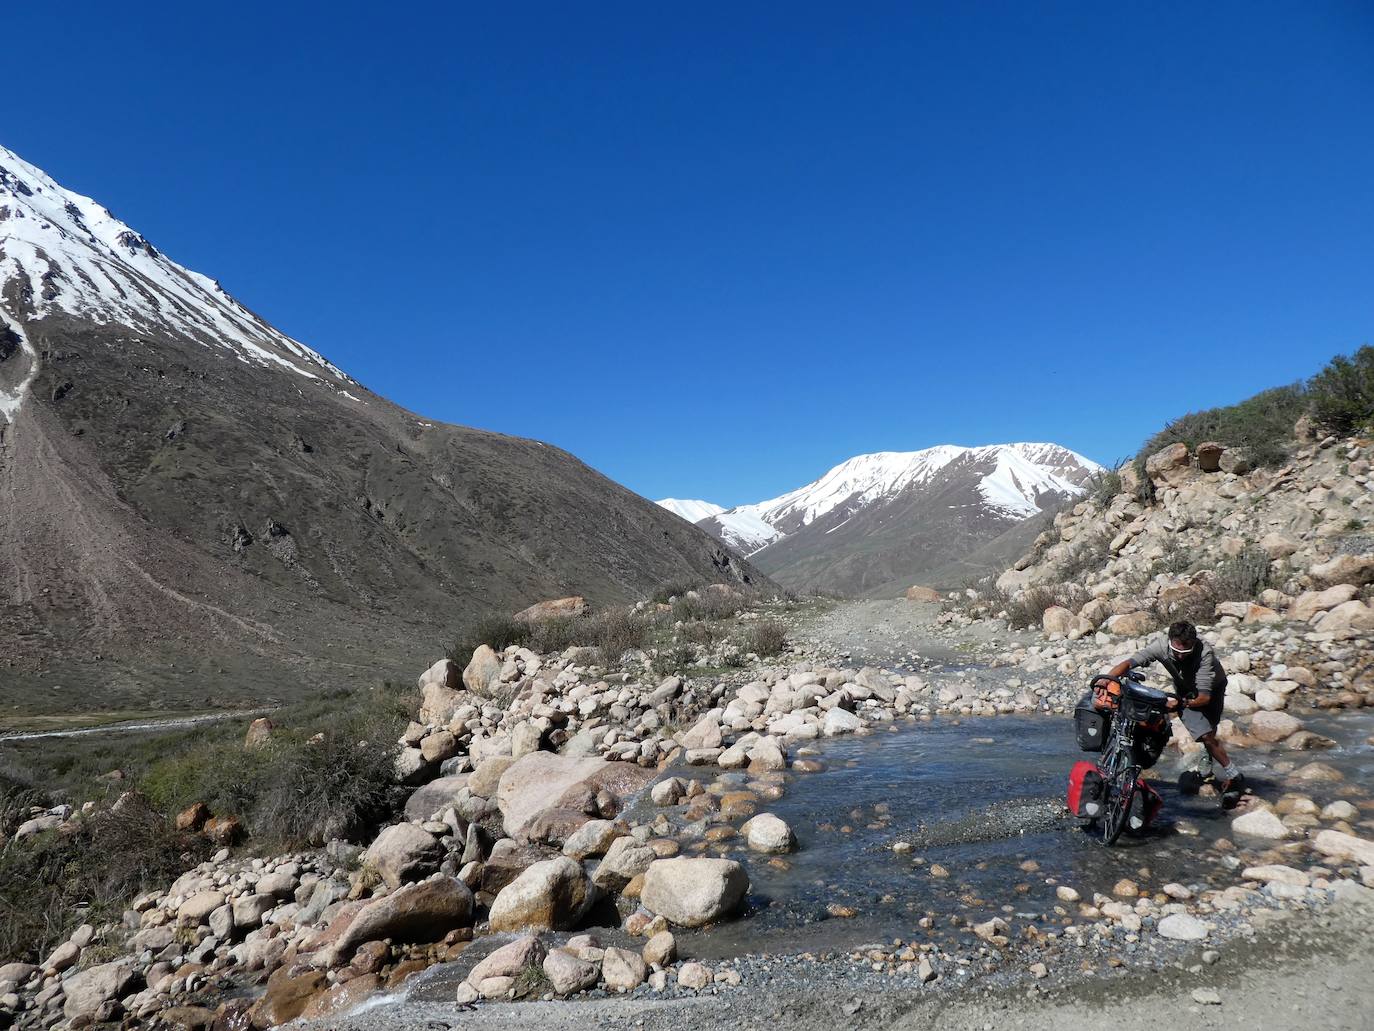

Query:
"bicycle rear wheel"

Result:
[[1101, 768, 1137, 845]]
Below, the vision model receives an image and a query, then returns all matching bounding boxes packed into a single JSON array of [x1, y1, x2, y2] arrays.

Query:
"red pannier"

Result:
[[1067, 760, 1104, 819]]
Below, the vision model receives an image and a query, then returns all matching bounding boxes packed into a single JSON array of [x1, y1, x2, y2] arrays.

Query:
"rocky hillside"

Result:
[[687, 443, 1099, 597], [0, 144, 758, 713], [978, 429, 1373, 640]]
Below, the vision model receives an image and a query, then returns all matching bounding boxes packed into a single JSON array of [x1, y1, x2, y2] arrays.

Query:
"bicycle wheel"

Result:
[[1101, 767, 1137, 845]]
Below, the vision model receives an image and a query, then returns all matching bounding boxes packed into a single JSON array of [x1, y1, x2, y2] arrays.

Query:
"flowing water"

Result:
[[682, 709, 1374, 959]]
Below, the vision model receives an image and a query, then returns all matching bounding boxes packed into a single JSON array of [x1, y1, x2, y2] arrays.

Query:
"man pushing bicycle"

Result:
[[1103, 619, 1246, 808]]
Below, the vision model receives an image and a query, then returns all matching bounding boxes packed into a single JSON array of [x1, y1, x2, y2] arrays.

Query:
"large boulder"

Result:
[[330, 877, 474, 960], [1288, 584, 1359, 622], [1144, 443, 1190, 483], [515, 596, 587, 621], [467, 935, 546, 985], [463, 645, 503, 697], [468, 756, 516, 799], [904, 585, 940, 603], [640, 857, 749, 928], [403, 774, 471, 822], [1104, 611, 1154, 637], [1308, 553, 1374, 588], [496, 752, 655, 840], [1312, 829, 1374, 867], [1314, 600, 1374, 636], [1231, 808, 1288, 840], [601, 946, 647, 992], [591, 836, 657, 891], [178, 890, 226, 925], [1248, 711, 1302, 744], [365, 824, 443, 888], [563, 819, 623, 860], [543, 948, 600, 995], [488, 856, 595, 932], [1041, 606, 1075, 636], [742, 813, 795, 854], [62, 962, 139, 1019]]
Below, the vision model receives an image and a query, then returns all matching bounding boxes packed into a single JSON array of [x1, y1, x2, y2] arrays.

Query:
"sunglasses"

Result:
[[1169, 643, 1195, 657]]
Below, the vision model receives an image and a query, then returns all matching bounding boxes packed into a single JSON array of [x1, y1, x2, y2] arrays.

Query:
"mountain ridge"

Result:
[[0, 143, 760, 713], [664, 443, 1100, 596]]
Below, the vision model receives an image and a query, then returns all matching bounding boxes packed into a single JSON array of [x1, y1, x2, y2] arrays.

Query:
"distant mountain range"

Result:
[[0, 143, 759, 713], [658, 443, 1101, 596]]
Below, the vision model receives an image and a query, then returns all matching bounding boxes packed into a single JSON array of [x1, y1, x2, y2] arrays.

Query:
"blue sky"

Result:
[[6, 2, 1372, 506]]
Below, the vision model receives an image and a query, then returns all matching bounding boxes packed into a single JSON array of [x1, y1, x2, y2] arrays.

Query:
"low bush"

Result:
[[1209, 546, 1275, 602], [679, 621, 723, 646], [651, 580, 699, 605], [1054, 532, 1111, 581], [1085, 463, 1124, 507], [141, 684, 410, 848], [653, 643, 700, 677], [670, 587, 752, 623], [1138, 383, 1306, 469], [592, 609, 651, 664], [741, 620, 788, 657], [1002, 584, 1088, 629], [0, 802, 208, 963], [1307, 344, 1374, 435], [447, 614, 531, 663]]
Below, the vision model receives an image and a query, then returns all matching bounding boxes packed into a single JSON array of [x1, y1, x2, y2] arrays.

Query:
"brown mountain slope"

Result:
[[0, 315, 757, 716]]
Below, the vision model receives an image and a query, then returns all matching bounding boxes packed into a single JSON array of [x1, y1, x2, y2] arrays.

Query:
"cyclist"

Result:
[[1103, 619, 1245, 808]]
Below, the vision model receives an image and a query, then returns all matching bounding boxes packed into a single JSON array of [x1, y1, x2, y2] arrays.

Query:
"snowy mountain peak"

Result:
[[695, 442, 1101, 556], [655, 498, 725, 523], [0, 144, 349, 384]]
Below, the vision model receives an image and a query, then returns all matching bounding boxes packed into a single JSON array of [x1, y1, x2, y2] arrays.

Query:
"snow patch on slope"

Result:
[[0, 308, 38, 420], [0, 144, 349, 383], [656, 498, 725, 523]]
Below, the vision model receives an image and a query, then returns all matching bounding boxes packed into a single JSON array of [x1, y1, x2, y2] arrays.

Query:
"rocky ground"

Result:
[[3, 432, 1373, 1030]]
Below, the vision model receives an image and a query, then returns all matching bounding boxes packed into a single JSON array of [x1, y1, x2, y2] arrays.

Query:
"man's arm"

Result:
[[1106, 638, 1164, 679]]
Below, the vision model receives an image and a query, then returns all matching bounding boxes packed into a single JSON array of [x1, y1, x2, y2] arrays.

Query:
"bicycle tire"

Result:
[[1101, 767, 1137, 845]]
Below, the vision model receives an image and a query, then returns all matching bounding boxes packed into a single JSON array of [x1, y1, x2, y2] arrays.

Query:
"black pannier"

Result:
[[1073, 691, 1110, 752], [1131, 719, 1172, 769]]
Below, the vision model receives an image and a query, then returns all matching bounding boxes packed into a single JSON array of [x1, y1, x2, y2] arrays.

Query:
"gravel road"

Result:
[[312, 895, 1373, 1031]]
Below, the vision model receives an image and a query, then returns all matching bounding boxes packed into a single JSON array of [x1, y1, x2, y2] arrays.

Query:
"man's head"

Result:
[[1167, 620, 1199, 661]]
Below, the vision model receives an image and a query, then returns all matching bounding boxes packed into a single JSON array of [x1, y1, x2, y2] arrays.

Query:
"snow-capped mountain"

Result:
[[0, 144, 759, 706], [655, 498, 725, 523], [698, 443, 1099, 556], [0, 144, 347, 388], [692, 443, 1101, 596]]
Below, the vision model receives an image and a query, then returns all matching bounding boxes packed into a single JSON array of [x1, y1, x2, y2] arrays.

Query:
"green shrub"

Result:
[[741, 620, 788, 657], [0, 803, 207, 963], [651, 580, 699, 605], [1307, 345, 1374, 435], [1054, 533, 1111, 580], [679, 621, 723, 646], [670, 585, 760, 623], [1003, 584, 1086, 629], [141, 685, 409, 847], [1086, 463, 1124, 507], [654, 643, 700, 677], [447, 614, 531, 663], [592, 609, 651, 664], [1209, 546, 1274, 602], [1138, 383, 1306, 469]]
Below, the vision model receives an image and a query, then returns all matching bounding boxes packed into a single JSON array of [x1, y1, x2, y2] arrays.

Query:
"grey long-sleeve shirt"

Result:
[[1129, 636, 1227, 700]]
